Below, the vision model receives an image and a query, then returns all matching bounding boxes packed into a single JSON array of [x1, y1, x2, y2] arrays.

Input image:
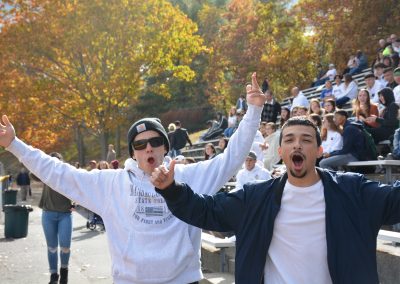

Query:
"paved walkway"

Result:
[[0, 183, 112, 284]]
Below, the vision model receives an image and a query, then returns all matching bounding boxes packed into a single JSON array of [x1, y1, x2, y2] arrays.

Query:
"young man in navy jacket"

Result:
[[152, 117, 400, 284]]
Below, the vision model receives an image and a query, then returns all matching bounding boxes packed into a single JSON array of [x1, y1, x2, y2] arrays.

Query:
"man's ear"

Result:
[[317, 146, 323, 158], [278, 146, 282, 158]]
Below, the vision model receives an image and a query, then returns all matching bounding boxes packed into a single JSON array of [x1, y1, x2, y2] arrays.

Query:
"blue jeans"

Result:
[[319, 153, 358, 170], [42, 211, 72, 273]]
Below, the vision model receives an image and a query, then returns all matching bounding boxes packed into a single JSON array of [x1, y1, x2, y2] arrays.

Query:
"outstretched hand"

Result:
[[151, 159, 176, 190], [0, 115, 16, 148], [246, 72, 267, 107]]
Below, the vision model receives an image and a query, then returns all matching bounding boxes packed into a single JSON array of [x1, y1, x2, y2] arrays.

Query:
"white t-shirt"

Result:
[[325, 68, 337, 81], [367, 81, 384, 104], [291, 92, 309, 110], [321, 130, 343, 153], [332, 83, 344, 99], [264, 180, 332, 284], [393, 85, 400, 105], [234, 164, 271, 191]]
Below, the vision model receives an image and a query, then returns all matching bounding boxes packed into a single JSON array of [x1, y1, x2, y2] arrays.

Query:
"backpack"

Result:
[[354, 123, 377, 161]]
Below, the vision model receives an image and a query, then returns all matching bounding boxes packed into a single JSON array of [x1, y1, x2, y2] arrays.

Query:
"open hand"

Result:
[[0, 115, 16, 148], [151, 160, 176, 190], [246, 72, 267, 107]]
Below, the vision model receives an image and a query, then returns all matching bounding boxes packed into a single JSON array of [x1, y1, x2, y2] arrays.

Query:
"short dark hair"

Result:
[[335, 109, 348, 118], [279, 117, 321, 147], [174, 120, 181, 126], [364, 73, 375, 79], [383, 67, 393, 74]]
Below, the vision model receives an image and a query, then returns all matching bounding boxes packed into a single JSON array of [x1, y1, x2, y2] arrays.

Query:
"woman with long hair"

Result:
[[352, 89, 379, 128], [204, 143, 217, 160], [308, 98, 325, 116], [321, 113, 343, 157], [279, 106, 291, 128], [324, 99, 337, 114]]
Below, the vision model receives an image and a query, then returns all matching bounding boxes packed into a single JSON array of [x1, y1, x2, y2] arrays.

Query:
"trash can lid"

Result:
[[3, 204, 33, 212], [4, 189, 18, 192]]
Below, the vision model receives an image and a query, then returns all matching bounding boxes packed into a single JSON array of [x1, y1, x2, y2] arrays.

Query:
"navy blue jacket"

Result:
[[330, 121, 365, 159], [157, 168, 400, 284]]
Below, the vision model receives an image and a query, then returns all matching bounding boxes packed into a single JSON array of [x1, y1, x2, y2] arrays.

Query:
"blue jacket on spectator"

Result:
[[329, 121, 365, 159], [157, 169, 400, 284]]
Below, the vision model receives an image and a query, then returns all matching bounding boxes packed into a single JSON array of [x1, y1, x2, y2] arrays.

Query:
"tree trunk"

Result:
[[99, 130, 109, 161], [74, 124, 86, 166], [115, 126, 121, 158]]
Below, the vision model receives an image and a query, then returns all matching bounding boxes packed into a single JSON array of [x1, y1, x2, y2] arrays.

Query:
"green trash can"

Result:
[[4, 205, 33, 238], [3, 189, 18, 207]]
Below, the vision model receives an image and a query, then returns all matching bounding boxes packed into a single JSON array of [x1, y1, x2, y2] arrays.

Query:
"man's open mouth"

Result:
[[147, 157, 155, 164], [291, 153, 305, 170]]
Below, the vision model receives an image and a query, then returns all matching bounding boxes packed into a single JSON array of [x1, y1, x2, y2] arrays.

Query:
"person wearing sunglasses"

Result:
[[0, 73, 266, 284]]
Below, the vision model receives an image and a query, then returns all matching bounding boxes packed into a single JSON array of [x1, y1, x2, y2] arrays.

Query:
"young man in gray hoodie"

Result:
[[0, 73, 266, 284]]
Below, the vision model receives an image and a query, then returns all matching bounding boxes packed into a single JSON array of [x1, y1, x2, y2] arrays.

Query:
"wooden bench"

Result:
[[201, 232, 236, 272], [346, 160, 400, 184]]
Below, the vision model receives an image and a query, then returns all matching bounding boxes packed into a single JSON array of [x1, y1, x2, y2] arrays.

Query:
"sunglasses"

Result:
[[132, 136, 164, 151]]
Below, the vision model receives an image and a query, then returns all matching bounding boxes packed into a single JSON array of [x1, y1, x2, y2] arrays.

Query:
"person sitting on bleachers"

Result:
[[201, 112, 228, 141], [309, 113, 322, 130], [321, 113, 343, 156], [352, 89, 379, 128], [373, 62, 387, 86], [223, 106, 237, 138], [279, 106, 290, 128], [294, 106, 308, 117], [323, 99, 337, 114], [335, 74, 358, 108], [348, 50, 368, 75], [308, 98, 325, 116], [364, 73, 384, 104], [332, 74, 344, 100], [319, 80, 334, 105], [198, 119, 218, 142], [387, 128, 400, 160], [343, 54, 359, 75], [251, 128, 266, 167], [291, 86, 309, 110], [233, 151, 271, 192], [261, 90, 281, 123], [319, 110, 365, 170], [313, 63, 337, 87], [365, 88, 399, 144], [383, 67, 398, 90], [261, 122, 281, 171], [204, 143, 217, 160]]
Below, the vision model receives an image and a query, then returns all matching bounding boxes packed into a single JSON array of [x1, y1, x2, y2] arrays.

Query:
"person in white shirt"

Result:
[[374, 62, 387, 86], [321, 113, 343, 155], [234, 151, 271, 191], [393, 67, 400, 104], [332, 74, 344, 100], [261, 122, 281, 171], [336, 74, 358, 108], [291, 86, 309, 110], [251, 129, 266, 167], [364, 73, 384, 104]]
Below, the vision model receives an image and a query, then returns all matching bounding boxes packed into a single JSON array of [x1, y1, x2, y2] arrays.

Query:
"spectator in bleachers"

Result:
[[365, 88, 399, 143], [393, 39, 400, 55], [383, 56, 394, 68], [291, 86, 309, 110], [291, 106, 298, 117], [308, 98, 324, 116], [374, 63, 387, 86], [261, 77, 269, 93], [216, 137, 228, 155], [343, 54, 359, 75], [199, 119, 217, 142], [261, 90, 281, 123], [383, 42, 394, 57], [204, 143, 217, 160], [167, 123, 176, 157], [335, 74, 358, 108], [354, 50, 368, 72], [321, 113, 343, 155], [201, 112, 228, 141], [352, 89, 379, 128], [319, 110, 365, 170], [309, 113, 322, 130], [323, 99, 337, 114], [378, 38, 387, 53], [332, 74, 344, 100], [251, 129, 266, 166], [236, 94, 247, 113], [383, 67, 398, 89], [97, 160, 110, 170], [279, 106, 290, 128], [295, 106, 308, 117], [223, 106, 237, 137], [392, 67, 400, 103], [387, 128, 400, 160], [261, 122, 281, 171], [234, 151, 271, 191], [313, 63, 337, 86], [364, 73, 384, 104], [319, 80, 334, 105], [171, 120, 192, 157]]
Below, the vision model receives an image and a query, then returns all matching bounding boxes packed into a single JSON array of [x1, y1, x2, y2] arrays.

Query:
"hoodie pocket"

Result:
[[121, 222, 196, 282]]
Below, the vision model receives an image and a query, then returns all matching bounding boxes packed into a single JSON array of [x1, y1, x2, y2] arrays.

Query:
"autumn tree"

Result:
[[0, 0, 205, 161], [295, 0, 400, 71]]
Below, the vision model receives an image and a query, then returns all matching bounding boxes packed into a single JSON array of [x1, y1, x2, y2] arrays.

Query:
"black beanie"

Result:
[[127, 118, 170, 157]]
